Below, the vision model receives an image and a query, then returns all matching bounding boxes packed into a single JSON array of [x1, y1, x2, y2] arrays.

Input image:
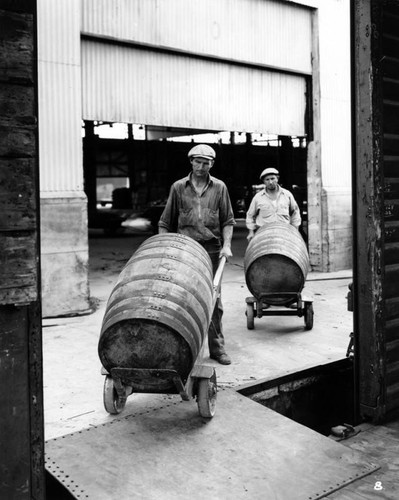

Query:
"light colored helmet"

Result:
[[260, 167, 279, 180], [188, 144, 216, 160]]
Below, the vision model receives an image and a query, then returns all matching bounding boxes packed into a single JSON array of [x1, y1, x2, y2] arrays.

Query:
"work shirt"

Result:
[[246, 185, 301, 230], [158, 174, 235, 242]]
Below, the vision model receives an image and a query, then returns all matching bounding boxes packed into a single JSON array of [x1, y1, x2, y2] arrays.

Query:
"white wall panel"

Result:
[[320, 98, 352, 187], [82, 41, 307, 136], [318, 0, 351, 188], [38, 0, 80, 65], [81, 0, 312, 75], [38, 62, 83, 193], [37, 0, 83, 194]]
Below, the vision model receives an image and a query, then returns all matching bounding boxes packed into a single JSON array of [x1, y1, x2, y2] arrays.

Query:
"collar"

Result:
[[185, 173, 214, 186], [261, 184, 281, 196]]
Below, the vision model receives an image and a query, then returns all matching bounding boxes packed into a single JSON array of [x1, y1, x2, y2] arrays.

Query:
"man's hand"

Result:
[[247, 230, 255, 242], [220, 245, 233, 260]]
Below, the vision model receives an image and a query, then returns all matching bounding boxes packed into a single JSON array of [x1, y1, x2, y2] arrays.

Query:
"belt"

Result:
[[197, 238, 218, 244]]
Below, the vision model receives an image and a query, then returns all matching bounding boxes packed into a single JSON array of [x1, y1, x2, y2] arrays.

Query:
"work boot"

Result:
[[210, 353, 232, 365]]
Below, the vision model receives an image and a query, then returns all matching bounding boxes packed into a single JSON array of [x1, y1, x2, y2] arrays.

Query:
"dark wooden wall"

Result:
[[381, 0, 399, 420], [0, 1, 45, 498], [353, 0, 399, 423]]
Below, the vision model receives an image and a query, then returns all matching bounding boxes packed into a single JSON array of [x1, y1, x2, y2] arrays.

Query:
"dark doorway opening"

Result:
[[82, 121, 308, 241], [238, 359, 355, 436]]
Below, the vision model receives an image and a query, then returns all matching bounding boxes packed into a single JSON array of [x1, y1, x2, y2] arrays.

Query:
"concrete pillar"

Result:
[[308, 1, 352, 271]]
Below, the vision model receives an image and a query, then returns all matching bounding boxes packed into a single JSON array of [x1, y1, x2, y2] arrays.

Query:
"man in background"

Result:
[[246, 167, 301, 242]]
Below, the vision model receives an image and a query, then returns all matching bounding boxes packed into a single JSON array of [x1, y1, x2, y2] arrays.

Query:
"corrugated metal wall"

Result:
[[318, 0, 352, 188], [81, 41, 307, 135], [37, 0, 83, 193], [81, 0, 312, 73], [81, 0, 312, 135]]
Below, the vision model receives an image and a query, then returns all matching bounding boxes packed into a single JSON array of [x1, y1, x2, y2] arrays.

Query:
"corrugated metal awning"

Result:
[[81, 40, 308, 136]]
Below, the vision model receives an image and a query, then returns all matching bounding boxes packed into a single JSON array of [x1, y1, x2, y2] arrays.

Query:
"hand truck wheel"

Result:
[[103, 375, 127, 415], [304, 303, 314, 330], [197, 371, 217, 418], [246, 302, 255, 330]]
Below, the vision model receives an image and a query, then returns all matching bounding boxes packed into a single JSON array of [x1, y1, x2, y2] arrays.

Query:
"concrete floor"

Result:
[[43, 222, 353, 440]]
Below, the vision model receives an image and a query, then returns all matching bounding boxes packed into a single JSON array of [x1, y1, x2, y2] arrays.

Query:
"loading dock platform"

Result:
[[45, 388, 378, 500]]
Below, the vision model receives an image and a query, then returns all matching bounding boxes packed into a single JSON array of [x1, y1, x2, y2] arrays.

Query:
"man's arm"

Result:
[[158, 184, 178, 233], [289, 192, 302, 229], [217, 182, 235, 258], [246, 196, 258, 241], [220, 224, 233, 259]]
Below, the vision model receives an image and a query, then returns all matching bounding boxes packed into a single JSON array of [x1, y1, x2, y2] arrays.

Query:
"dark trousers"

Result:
[[200, 240, 226, 357]]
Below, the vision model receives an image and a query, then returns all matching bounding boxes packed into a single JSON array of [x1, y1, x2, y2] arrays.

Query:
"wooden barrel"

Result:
[[244, 222, 310, 305], [98, 233, 214, 392]]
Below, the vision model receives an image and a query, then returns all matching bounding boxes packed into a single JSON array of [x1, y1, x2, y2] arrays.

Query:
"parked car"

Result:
[[122, 202, 166, 234], [89, 198, 167, 236]]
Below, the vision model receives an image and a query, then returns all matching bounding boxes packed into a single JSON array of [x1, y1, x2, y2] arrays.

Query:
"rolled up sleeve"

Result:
[[289, 193, 302, 228], [220, 184, 236, 228], [246, 197, 258, 231], [158, 184, 178, 232]]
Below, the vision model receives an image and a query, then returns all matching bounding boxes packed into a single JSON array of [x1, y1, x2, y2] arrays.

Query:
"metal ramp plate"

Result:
[[45, 389, 379, 500]]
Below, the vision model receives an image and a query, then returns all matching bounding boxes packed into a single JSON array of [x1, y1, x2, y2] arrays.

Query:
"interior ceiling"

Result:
[[146, 125, 218, 141]]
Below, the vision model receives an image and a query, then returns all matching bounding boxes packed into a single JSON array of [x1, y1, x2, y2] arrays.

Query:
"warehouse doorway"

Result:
[[82, 121, 309, 242]]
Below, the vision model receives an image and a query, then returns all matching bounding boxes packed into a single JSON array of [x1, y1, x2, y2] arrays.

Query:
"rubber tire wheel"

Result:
[[103, 375, 127, 415], [246, 303, 255, 330], [304, 303, 314, 330], [197, 372, 217, 418]]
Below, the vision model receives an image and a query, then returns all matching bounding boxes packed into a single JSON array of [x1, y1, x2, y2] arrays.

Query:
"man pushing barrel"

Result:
[[246, 167, 301, 242], [158, 144, 235, 365]]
